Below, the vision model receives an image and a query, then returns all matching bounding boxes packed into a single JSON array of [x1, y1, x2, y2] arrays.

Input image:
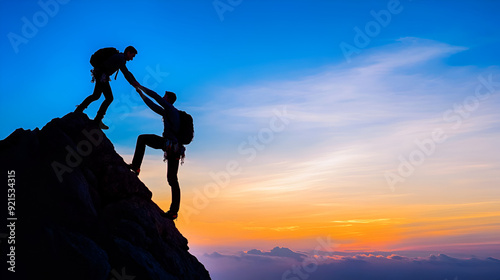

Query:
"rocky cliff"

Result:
[[0, 112, 211, 280]]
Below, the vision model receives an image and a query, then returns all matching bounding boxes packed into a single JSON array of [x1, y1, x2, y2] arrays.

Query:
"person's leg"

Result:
[[166, 156, 180, 214], [130, 134, 165, 171], [94, 81, 113, 122], [75, 81, 104, 113]]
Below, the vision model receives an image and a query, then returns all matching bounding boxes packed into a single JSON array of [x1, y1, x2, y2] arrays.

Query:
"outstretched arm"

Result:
[[138, 85, 180, 135], [138, 85, 169, 107], [137, 89, 164, 116], [138, 85, 176, 113], [120, 64, 140, 88]]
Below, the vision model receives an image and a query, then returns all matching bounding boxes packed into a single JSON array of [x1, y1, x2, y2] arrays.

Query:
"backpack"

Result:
[[177, 111, 194, 145], [90, 47, 119, 68]]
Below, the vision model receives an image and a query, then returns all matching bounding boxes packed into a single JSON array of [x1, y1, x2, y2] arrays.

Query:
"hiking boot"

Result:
[[127, 164, 140, 175], [97, 120, 109, 130], [162, 211, 178, 220]]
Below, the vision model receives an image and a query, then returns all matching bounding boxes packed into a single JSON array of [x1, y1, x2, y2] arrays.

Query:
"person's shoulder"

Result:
[[116, 53, 125, 59], [109, 52, 125, 61], [171, 104, 179, 112]]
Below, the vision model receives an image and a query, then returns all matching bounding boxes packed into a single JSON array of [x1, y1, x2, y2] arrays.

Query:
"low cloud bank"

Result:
[[200, 247, 500, 280]]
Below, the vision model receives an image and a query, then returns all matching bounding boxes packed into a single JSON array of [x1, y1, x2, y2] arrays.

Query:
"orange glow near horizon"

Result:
[[130, 116, 500, 255], [155, 179, 500, 253]]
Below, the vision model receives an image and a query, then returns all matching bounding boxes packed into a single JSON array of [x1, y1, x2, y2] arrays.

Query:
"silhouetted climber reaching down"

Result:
[[128, 85, 194, 220], [75, 46, 142, 129]]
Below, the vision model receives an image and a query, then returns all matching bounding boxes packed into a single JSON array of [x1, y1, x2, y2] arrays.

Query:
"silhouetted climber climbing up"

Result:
[[128, 85, 194, 220], [75, 46, 142, 129]]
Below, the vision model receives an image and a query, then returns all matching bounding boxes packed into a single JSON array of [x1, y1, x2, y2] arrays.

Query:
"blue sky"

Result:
[[1, 0, 500, 141], [2, 1, 500, 279]]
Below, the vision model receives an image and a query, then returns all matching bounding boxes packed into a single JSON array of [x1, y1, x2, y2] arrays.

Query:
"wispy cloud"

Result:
[[193, 38, 500, 190], [136, 38, 500, 254], [331, 218, 391, 224]]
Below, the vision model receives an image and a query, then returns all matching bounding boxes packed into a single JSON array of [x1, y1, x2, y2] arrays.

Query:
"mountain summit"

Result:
[[0, 112, 211, 280]]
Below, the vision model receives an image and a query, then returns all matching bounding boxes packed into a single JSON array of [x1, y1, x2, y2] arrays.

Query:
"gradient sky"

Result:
[[2, 0, 500, 279]]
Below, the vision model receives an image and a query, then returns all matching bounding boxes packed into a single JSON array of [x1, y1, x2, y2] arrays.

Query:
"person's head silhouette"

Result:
[[124, 46, 138, 61]]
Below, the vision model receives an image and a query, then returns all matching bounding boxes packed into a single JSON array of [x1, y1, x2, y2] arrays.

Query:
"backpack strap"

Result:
[[114, 69, 120, 80]]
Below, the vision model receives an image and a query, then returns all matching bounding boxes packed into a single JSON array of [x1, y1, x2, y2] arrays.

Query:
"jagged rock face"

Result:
[[0, 113, 211, 280]]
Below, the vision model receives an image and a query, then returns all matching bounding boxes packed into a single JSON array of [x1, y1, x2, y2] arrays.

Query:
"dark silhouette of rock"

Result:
[[0, 112, 211, 280]]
